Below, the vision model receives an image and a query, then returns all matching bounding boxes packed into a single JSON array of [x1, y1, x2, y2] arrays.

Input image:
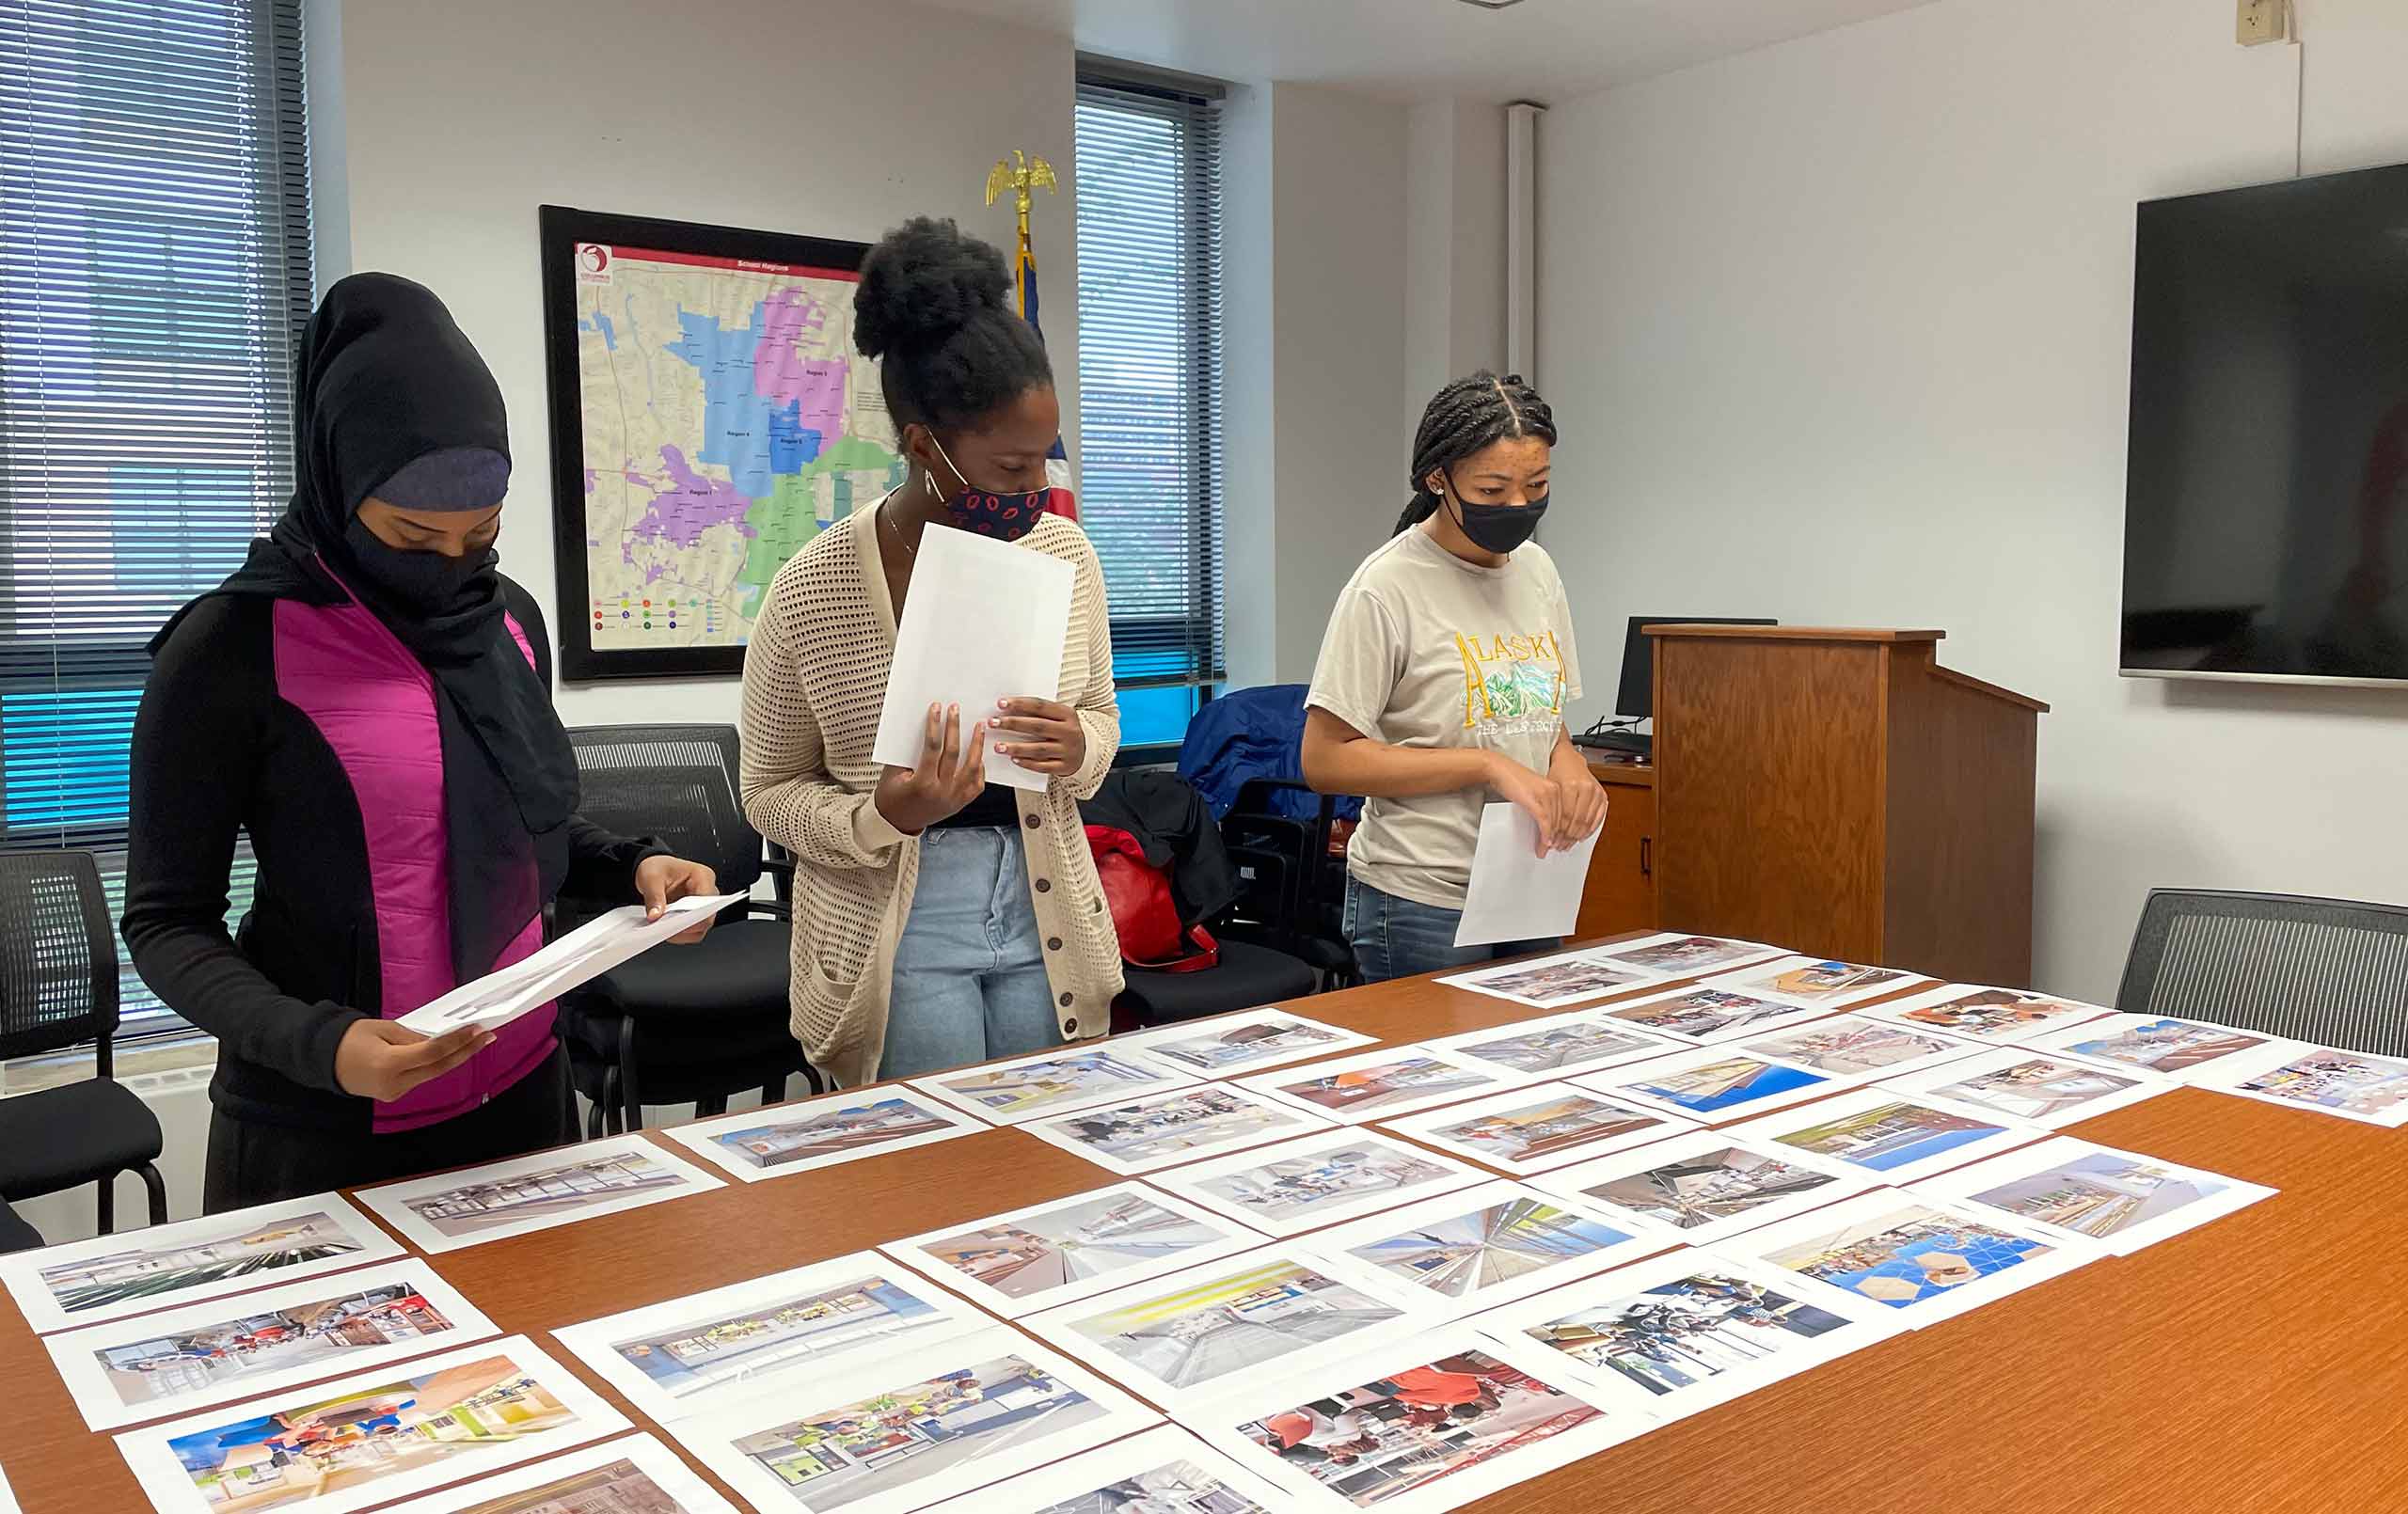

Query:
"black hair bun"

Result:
[[852, 216, 1012, 360]]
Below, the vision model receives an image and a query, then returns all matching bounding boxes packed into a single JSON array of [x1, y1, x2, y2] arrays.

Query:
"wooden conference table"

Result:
[[2, 940, 2401, 1514]]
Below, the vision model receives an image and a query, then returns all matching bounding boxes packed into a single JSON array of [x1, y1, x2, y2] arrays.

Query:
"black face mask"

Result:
[[1442, 473, 1549, 556], [342, 514, 498, 613]]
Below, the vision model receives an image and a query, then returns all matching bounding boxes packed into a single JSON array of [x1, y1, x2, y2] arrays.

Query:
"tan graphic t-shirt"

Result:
[[1307, 527, 1582, 909]]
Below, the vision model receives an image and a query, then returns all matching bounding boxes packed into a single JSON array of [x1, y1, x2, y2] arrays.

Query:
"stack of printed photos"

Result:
[[2, 934, 2367, 1514]]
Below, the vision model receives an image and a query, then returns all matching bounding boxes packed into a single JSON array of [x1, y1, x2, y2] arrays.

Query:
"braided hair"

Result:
[[1393, 371, 1559, 536], [853, 216, 1053, 434]]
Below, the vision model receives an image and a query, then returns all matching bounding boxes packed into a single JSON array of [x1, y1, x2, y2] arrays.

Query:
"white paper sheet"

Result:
[[1699, 954, 1927, 1012], [671, 1323, 1159, 1514], [1568, 1046, 1858, 1125], [1148, 1128, 1490, 1239], [1527, 1128, 1875, 1250], [1295, 1179, 1665, 1322], [1858, 982, 2115, 1044], [1876, 1045, 2175, 1129], [2185, 1039, 2408, 1127], [1117, 1007, 1381, 1078], [1193, 1324, 1659, 1514], [1235, 1045, 1528, 1126], [915, 1425, 1293, 1514], [880, 1184, 1267, 1319], [0, 1192, 404, 1335], [1417, 1008, 1677, 1079], [381, 1435, 740, 1514], [395, 891, 743, 1034], [551, 1250, 991, 1427], [1731, 1190, 2102, 1330], [1734, 1013, 1986, 1080], [114, 1335, 627, 1514], [1909, 1135, 2279, 1255], [1717, 1084, 2046, 1187], [352, 1133, 723, 1254], [1018, 1080, 1335, 1175], [657, 1085, 990, 1183], [911, 1045, 1196, 1126], [870, 521, 1076, 793], [1021, 1245, 1425, 1415], [1378, 1080, 1699, 1176], [44, 1259, 499, 1431], [1452, 802, 1602, 948], [0, 1459, 18, 1514], [1471, 1245, 1904, 1420], [2019, 1013, 2303, 1083]]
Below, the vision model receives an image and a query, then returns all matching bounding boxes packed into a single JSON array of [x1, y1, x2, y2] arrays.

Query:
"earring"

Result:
[[925, 471, 940, 499]]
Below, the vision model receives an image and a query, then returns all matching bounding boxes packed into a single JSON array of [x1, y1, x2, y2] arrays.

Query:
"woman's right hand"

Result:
[[1485, 753, 1568, 857], [874, 702, 990, 836], [335, 1019, 492, 1102]]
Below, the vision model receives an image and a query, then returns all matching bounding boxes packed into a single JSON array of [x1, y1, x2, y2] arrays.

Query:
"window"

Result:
[[1, 0, 313, 1033], [1072, 67, 1227, 752]]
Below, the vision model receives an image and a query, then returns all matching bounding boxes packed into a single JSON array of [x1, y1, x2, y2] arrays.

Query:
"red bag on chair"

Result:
[[1085, 824, 1219, 972]]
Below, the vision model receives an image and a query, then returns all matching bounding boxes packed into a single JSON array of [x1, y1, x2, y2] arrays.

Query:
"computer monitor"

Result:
[[1613, 616, 1778, 718]]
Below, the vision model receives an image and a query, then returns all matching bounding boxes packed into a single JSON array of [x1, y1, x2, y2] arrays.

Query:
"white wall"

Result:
[[1404, 99, 1509, 442], [326, 0, 1079, 724], [1537, 0, 2408, 1001], [1222, 82, 1413, 686]]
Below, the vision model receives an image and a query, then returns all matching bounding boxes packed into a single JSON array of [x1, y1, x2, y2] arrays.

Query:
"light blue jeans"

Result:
[[879, 827, 1065, 1080], [1343, 874, 1560, 984]]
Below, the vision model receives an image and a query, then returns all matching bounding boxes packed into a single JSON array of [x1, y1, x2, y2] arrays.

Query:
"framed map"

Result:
[[539, 206, 899, 680]]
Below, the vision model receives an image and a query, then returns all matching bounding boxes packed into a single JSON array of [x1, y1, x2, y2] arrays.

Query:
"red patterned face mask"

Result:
[[927, 434, 1052, 542]]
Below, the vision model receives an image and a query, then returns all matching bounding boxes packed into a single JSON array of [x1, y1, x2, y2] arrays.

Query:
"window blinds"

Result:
[[1072, 74, 1226, 745], [1, 0, 310, 1030]]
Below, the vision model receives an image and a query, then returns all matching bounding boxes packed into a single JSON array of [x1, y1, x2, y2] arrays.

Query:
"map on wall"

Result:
[[540, 206, 901, 679]]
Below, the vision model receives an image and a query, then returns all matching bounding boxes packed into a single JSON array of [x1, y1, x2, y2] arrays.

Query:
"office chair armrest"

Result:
[[760, 850, 796, 904], [745, 897, 792, 922]]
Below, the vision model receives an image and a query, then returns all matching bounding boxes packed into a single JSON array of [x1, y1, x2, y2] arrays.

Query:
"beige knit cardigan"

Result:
[[738, 501, 1125, 1087]]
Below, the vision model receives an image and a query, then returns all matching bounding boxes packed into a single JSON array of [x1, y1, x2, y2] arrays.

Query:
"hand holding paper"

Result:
[[394, 891, 744, 1038], [1454, 801, 1603, 947]]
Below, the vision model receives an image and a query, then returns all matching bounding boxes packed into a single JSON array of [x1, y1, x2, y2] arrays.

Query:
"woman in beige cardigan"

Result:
[[740, 218, 1123, 1087]]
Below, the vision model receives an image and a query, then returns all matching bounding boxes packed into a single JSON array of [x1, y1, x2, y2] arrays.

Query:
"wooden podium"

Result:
[[1647, 625, 2047, 987]]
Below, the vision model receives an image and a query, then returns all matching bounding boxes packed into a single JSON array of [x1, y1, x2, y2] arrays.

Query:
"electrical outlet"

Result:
[[2237, 0, 2289, 46]]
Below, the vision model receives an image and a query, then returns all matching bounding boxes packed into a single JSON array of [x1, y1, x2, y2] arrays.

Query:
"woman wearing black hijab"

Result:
[[123, 274, 720, 1212]]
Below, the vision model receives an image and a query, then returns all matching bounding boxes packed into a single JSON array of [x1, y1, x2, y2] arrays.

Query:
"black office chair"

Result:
[[0, 850, 168, 1234], [558, 726, 818, 1134], [1218, 778, 1358, 989], [0, 1198, 41, 1254], [1087, 771, 1320, 1030], [2114, 889, 2408, 1058]]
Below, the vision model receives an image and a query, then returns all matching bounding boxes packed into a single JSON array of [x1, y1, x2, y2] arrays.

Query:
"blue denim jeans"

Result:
[[879, 827, 1065, 1080], [1343, 874, 1560, 984]]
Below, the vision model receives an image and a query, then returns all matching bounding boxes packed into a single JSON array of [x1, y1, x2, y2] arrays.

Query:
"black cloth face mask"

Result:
[[1442, 470, 1549, 555], [341, 515, 499, 617]]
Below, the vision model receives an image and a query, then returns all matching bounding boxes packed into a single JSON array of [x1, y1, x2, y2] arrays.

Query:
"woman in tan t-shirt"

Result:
[[1300, 372, 1609, 982], [739, 219, 1123, 1085]]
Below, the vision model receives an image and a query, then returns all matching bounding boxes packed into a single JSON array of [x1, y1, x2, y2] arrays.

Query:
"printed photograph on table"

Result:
[[1864, 983, 2112, 1043], [1532, 1129, 1870, 1248], [1149, 1129, 1488, 1238], [1420, 1008, 1673, 1077], [1590, 932, 1784, 978], [45, 1261, 498, 1433], [1737, 1015, 1978, 1079], [1304, 1181, 1657, 1319], [679, 1324, 1158, 1514], [2022, 1013, 2281, 1080], [1475, 1248, 1899, 1414], [1023, 1251, 1416, 1411], [1703, 954, 1922, 1011], [881, 1185, 1264, 1318], [659, 1089, 989, 1183], [551, 1250, 990, 1427], [353, 1135, 723, 1254], [911, 1047, 1193, 1126], [1725, 1087, 2036, 1185], [1238, 1046, 1519, 1125], [377, 1434, 740, 1514], [1019, 1082, 1329, 1176], [917, 1425, 1292, 1514], [1594, 985, 1830, 1045], [1912, 1135, 2277, 1255], [1380, 1083, 1698, 1176], [1736, 1191, 2090, 1327], [1434, 949, 1663, 1010], [1885, 1046, 2171, 1128], [0, 1194, 406, 1335], [2199, 1043, 2408, 1128], [113, 1336, 627, 1514], [1574, 1046, 1840, 1122], [1199, 1328, 1655, 1514], [1121, 1009, 1380, 1078]]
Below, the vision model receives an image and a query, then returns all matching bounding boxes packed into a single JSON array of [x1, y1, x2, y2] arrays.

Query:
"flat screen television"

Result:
[[2121, 160, 2408, 685]]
